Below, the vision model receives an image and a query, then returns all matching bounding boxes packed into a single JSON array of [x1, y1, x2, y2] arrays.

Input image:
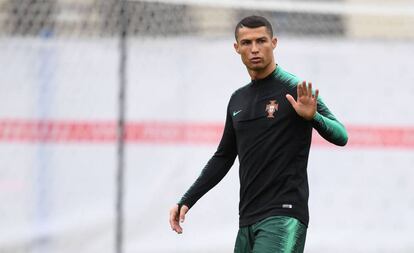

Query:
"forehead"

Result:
[[237, 26, 272, 41]]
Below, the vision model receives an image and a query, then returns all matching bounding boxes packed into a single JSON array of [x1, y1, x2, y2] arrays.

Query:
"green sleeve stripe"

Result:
[[312, 97, 348, 146]]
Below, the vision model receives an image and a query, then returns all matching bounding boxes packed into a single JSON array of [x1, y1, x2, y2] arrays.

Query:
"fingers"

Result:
[[298, 81, 316, 99], [289, 81, 319, 120], [297, 82, 303, 97], [307, 82, 312, 97], [297, 81, 311, 97], [314, 89, 319, 101], [169, 204, 183, 234], [169, 205, 178, 230], [179, 205, 189, 223], [301, 81, 308, 96], [286, 94, 297, 109], [169, 204, 189, 234]]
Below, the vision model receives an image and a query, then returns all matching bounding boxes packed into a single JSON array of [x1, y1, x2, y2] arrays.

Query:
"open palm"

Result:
[[286, 81, 319, 120]]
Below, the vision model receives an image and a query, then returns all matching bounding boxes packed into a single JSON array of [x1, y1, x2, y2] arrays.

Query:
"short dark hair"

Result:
[[234, 15, 274, 41]]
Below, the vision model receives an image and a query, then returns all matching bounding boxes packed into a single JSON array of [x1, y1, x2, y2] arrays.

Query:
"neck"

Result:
[[248, 61, 277, 80]]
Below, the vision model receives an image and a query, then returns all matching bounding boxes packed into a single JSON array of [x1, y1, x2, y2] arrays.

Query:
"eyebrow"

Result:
[[240, 36, 268, 42]]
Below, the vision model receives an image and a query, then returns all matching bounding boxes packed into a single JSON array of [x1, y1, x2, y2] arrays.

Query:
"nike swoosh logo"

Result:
[[232, 110, 242, 117]]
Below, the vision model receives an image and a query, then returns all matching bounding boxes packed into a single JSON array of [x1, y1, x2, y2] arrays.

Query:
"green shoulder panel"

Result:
[[274, 65, 302, 91]]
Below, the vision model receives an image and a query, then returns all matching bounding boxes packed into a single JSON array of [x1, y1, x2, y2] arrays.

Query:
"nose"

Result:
[[251, 42, 259, 54]]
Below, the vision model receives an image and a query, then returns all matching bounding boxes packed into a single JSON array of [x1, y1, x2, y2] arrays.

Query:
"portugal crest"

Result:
[[265, 100, 279, 118]]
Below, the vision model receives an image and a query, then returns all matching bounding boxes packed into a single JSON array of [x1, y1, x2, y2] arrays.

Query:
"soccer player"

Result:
[[169, 15, 348, 253]]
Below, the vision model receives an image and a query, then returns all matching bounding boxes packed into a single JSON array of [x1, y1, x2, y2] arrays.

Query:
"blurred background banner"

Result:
[[1, 0, 414, 252]]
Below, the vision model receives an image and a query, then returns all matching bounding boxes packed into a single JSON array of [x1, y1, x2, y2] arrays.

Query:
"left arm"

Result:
[[286, 81, 348, 146]]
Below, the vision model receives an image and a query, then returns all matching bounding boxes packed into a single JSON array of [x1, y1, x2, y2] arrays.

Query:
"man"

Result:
[[169, 15, 348, 253]]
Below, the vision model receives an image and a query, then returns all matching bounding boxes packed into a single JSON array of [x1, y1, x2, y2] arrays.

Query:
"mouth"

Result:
[[250, 57, 262, 63]]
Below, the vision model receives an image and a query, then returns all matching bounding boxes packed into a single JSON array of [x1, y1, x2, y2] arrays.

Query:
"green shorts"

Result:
[[234, 216, 307, 253]]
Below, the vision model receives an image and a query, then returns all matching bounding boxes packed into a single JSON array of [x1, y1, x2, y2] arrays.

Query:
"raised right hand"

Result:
[[286, 81, 319, 121]]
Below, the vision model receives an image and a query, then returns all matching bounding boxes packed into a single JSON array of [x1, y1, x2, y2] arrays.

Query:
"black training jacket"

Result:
[[178, 65, 348, 227]]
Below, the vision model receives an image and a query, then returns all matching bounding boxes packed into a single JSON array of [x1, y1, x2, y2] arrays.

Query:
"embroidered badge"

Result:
[[265, 100, 279, 118]]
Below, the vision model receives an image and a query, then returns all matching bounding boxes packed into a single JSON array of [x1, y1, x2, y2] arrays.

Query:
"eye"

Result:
[[241, 40, 251, 46]]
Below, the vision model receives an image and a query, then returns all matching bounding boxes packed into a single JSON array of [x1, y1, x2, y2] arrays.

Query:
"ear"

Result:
[[234, 42, 240, 54], [272, 37, 278, 50]]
